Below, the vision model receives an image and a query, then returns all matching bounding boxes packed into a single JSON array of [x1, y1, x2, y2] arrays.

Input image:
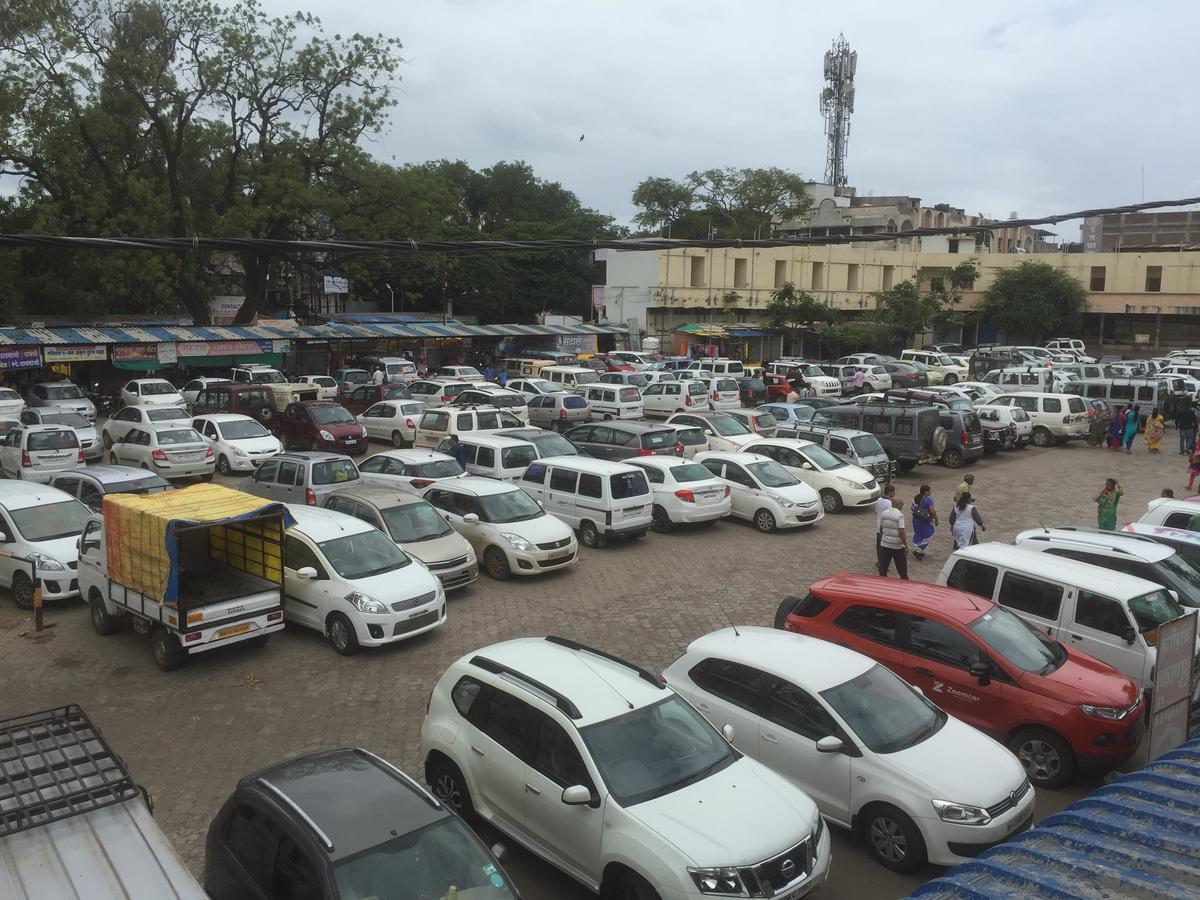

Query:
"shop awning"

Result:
[[673, 323, 729, 339], [728, 328, 771, 338]]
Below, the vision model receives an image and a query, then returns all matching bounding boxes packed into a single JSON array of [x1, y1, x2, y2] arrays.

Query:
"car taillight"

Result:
[[675, 443, 685, 454], [960, 430, 968, 445], [20, 451, 31, 467], [77, 449, 84, 463], [405, 418, 416, 429], [305, 487, 317, 505], [559, 408, 566, 418], [712, 389, 720, 400], [152, 449, 168, 462], [1008, 422, 1016, 431], [685, 393, 692, 406], [675, 489, 696, 503], [204, 445, 214, 457], [410, 478, 434, 488], [637, 448, 652, 456], [442, 395, 453, 402], [723, 485, 730, 497]]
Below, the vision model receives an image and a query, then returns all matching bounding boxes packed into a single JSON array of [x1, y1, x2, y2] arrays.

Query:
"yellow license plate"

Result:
[[218, 623, 253, 639]]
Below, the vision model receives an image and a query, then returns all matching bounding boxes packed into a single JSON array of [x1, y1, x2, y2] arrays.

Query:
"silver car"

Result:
[[26, 381, 96, 420], [526, 391, 591, 431], [240, 451, 363, 504]]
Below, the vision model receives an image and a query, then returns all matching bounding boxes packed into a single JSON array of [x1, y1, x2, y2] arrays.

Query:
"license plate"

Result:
[[623, 507, 643, 518], [549, 552, 571, 562], [218, 622, 253, 639]]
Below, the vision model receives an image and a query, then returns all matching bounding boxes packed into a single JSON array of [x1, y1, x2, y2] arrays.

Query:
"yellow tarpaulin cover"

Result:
[[103, 483, 291, 604]]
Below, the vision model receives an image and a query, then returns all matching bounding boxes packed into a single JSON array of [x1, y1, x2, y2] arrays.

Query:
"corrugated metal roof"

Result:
[[911, 739, 1200, 899]]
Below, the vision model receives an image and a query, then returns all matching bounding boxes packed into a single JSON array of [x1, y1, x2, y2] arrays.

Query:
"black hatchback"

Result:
[[205, 747, 518, 899], [736, 376, 768, 406]]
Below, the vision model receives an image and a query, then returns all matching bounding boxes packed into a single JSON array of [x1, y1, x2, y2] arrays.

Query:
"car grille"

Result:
[[390, 590, 437, 613], [985, 779, 1032, 818], [67, 561, 77, 570], [439, 567, 477, 587], [538, 552, 574, 568], [392, 609, 440, 636], [738, 834, 814, 896], [426, 555, 469, 571], [537, 537, 572, 551]]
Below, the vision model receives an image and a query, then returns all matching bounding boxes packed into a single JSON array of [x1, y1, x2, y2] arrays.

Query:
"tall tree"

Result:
[[631, 167, 811, 239], [764, 282, 835, 356], [977, 261, 1087, 342]]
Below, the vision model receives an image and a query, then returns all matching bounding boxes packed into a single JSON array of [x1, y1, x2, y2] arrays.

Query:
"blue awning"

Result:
[[728, 329, 771, 338]]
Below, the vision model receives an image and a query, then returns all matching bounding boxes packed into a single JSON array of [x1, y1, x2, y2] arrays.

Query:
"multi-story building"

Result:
[[1082, 211, 1200, 252]]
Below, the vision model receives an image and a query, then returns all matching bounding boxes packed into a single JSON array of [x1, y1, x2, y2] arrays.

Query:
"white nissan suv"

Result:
[[421, 636, 831, 900]]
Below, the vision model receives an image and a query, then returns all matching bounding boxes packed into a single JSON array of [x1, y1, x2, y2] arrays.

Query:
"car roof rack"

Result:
[[257, 777, 335, 850], [0, 704, 141, 838], [545, 636, 665, 689], [470, 655, 583, 719]]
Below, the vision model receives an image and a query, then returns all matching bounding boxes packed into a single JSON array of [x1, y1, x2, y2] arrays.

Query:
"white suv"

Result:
[[421, 636, 830, 900]]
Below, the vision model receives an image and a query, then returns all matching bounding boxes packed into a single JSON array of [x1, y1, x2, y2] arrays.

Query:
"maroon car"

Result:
[[340, 383, 413, 415], [274, 401, 368, 455]]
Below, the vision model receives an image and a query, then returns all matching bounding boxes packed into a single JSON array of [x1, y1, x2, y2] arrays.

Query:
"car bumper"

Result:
[[17, 468, 73, 483], [1049, 423, 1090, 439], [669, 499, 732, 523], [427, 560, 479, 591], [659, 825, 832, 900], [845, 487, 881, 507], [778, 507, 824, 528], [509, 545, 578, 575], [153, 461, 216, 479], [39, 573, 80, 600], [229, 454, 272, 471], [922, 792, 1036, 866], [81, 443, 104, 461], [356, 601, 447, 646], [316, 437, 369, 455]]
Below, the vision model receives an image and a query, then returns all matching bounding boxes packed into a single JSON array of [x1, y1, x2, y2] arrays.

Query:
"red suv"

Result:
[[775, 574, 1143, 788], [274, 401, 368, 455]]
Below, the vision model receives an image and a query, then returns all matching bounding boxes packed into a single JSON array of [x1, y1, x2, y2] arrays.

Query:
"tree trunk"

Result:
[[178, 256, 212, 325], [232, 252, 270, 325]]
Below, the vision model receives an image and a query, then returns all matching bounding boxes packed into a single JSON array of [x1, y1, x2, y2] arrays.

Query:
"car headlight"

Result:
[[233, 446, 248, 457], [931, 799, 991, 826], [774, 495, 797, 508], [31, 554, 66, 572], [836, 476, 862, 489], [319, 430, 335, 441], [344, 591, 387, 614], [687, 867, 746, 895], [501, 532, 533, 552], [1080, 703, 1128, 720]]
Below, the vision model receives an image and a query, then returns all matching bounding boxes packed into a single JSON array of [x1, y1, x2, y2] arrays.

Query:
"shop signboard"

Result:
[[178, 340, 260, 357], [43, 344, 106, 363], [112, 343, 158, 362], [270, 340, 291, 354], [0, 347, 42, 370], [157, 342, 178, 364], [323, 275, 349, 294]]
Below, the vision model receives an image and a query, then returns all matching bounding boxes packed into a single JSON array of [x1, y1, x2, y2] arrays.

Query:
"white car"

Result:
[[19, 408, 102, 461], [191, 414, 282, 475], [640, 380, 712, 417], [664, 627, 1033, 872], [976, 405, 1033, 449], [696, 450, 823, 532], [108, 423, 215, 481], [900, 350, 968, 385], [660, 422, 711, 459], [984, 392, 1090, 446], [743, 437, 880, 513], [283, 504, 446, 655], [0, 387, 25, 417], [628, 455, 731, 529], [357, 399, 428, 447], [413, 405, 525, 449], [696, 374, 743, 411], [357, 448, 468, 493], [0, 481, 91, 607], [420, 477, 577, 579], [1137, 497, 1200, 531], [506, 377, 560, 397], [451, 386, 531, 424], [120, 378, 186, 408], [295, 374, 340, 400], [665, 411, 758, 452], [435, 365, 486, 382], [101, 405, 191, 449], [953, 381, 1004, 402], [26, 381, 97, 420], [0, 425, 82, 482], [180, 376, 231, 406]]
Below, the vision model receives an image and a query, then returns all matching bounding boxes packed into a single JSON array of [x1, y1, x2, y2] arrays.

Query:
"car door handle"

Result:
[[697, 702, 711, 712], [914, 667, 935, 677], [1070, 634, 1083, 641], [470, 745, 485, 757], [524, 783, 541, 795], [762, 732, 779, 744]]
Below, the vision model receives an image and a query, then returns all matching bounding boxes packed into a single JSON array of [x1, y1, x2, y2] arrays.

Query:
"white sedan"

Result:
[[0, 387, 25, 417], [665, 411, 758, 452], [358, 400, 428, 447], [743, 437, 880, 513], [627, 456, 731, 530], [192, 413, 282, 475], [696, 450, 823, 532], [102, 405, 191, 448], [120, 378, 186, 408], [664, 627, 1033, 872], [108, 424, 215, 481]]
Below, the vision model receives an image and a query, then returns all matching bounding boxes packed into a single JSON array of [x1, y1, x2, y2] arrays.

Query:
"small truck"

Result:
[[78, 483, 291, 671], [229, 365, 319, 421]]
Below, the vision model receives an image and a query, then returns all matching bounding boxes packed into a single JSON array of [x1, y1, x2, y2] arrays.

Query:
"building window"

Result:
[[882, 265, 895, 290], [1090, 266, 1106, 291], [689, 256, 705, 288], [733, 257, 748, 288], [847, 264, 860, 291], [930, 275, 945, 293], [948, 239, 960, 254], [812, 262, 826, 291], [773, 260, 788, 289], [1146, 266, 1162, 292]]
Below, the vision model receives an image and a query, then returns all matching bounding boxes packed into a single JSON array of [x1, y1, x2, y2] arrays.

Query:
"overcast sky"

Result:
[[268, 2, 1197, 235]]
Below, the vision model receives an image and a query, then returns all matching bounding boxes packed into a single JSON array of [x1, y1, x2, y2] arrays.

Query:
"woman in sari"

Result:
[[1144, 407, 1165, 452], [1095, 478, 1123, 530], [910, 484, 937, 560], [1109, 405, 1125, 449]]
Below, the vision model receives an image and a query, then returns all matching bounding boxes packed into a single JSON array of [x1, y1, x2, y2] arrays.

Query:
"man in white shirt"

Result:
[[372, 366, 385, 385], [873, 484, 896, 574], [878, 497, 909, 579]]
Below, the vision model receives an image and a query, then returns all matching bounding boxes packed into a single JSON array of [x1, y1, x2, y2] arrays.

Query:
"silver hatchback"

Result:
[[240, 451, 363, 505], [526, 391, 591, 431]]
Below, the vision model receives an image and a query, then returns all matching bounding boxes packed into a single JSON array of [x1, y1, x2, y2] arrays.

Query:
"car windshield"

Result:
[[935, 355, 955, 366], [9, 499, 91, 541], [670, 463, 714, 483], [318, 528, 411, 579], [526, 379, 555, 393], [219, 420, 270, 440], [674, 428, 706, 446], [411, 459, 465, 478], [476, 489, 543, 523], [148, 407, 188, 421], [140, 381, 178, 395], [525, 433, 577, 456], [44, 384, 85, 400], [383, 386, 412, 400], [582, 695, 735, 806], [311, 406, 356, 425], [850, 435, 885, 457], [821, 664, 947, 754], [801, 365, 825, 377], [0, 389, 19, 400], [747, 460, 798, 487], [40, 412, 90, 428], [707, 415, 750, 436], [500, 445, 538, 469], [803, 444, 846, 470], [333, 816, 513, 900], [381, 501, 452, 542], [575, 372, 599, 385], [968, 606, 1065, 675], [1129, 589, 1185, 632], [156, 429, 202, 445], [1157, 552, 1200, 601], [106, 477, 171, 496], [344, 371, 370, 384], [250, 370, 286, 384], [311, 459, 360, 484]]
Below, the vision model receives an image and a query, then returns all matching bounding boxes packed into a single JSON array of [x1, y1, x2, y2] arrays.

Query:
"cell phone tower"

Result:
[[819, 34, 857, 188]]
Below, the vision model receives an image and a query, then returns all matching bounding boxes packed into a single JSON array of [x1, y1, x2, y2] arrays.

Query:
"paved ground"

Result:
[[1, 427, 1190, 898]]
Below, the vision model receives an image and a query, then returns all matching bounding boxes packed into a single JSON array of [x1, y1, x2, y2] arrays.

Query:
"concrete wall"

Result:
[[602, 250, 661, 337]]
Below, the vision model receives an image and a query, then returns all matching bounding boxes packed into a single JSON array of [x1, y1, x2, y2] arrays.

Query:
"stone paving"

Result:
[[0, 430, 1189, 898]]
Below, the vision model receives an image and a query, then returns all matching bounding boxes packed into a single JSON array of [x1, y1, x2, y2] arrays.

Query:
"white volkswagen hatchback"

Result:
[[696, 451, 823, 532], [421, 636, 830, 900], [664, 627, 1033, 873]]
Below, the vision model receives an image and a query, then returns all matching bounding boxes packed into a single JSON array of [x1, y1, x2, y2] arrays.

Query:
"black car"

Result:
[[882, 361, 929, 389], [205, 747, 518, 899], [735, 376, 767, 406], [563, 421, 683, 459]]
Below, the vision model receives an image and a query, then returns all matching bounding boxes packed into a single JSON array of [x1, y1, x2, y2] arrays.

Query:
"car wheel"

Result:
[[151, 627, 186, 672], [429, 758, 476, 820], [326, 612, 360, 656], [602, 870, 662, 900], [1009, 727, 1074, 788], [897, 459, 916, 473], [579, 520, 603, 548], [391, 430, 407, 449], [651, 505, 673, 533], [754, 508, 777, 533], [943, 374, 957, 385], [11, 571, 34, 610], [819, 488, 843, 513], [217, 455, 232, 476], [483, 546, 512, 581], [89, 588, 118, 635], [863, 805, 928, 873], [259, 406, 275, 424], [941, 448, 964, 468], [102, 432, 113, 449], [1031, 426, 1053, 448]]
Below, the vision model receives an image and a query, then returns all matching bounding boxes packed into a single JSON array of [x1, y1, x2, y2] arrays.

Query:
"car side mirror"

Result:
[[1124, 626, 1137, 645], [490, 843, 507, 862], [296, 566, 318, 580], [969, 661, 993, 684], [816, 735, 844, 754], [721, 723, 735, 743], [561, 785, 593, 806], [463, 513, 480, 525]]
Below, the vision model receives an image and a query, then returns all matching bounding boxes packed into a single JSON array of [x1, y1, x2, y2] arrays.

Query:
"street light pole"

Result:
[[386, 283, 394, 313]]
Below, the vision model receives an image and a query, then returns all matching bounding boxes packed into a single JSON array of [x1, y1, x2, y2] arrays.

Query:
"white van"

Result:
[[938, 542, 1197, 694], [986, 366, 1068, 393], [982, 392, 1089, 446], [686, 357, 746, 378], [517, 456, 653, 548], [435, 433, 539, 482], [582, 383, 644, 420], [542, 365, 601, 394], [361, 356, 418, 384]]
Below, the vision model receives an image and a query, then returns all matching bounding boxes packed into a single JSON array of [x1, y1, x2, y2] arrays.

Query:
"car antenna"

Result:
[[1039, 518, 1049, 534], [572, 649, 634, 710], [713, 599, 740, 636]]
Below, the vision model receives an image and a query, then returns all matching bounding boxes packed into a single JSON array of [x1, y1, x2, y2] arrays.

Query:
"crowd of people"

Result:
[[872, 474, 987, 579]]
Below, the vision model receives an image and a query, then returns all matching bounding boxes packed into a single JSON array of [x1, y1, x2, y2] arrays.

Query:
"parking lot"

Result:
[[0, 431, 1186, 899]]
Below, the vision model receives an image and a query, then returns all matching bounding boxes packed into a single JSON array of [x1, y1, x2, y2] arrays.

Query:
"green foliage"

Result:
[[631, 167, 811, 239], [977, 261, 1087, 343], [823, 321, 894, 357], [764, 282, 835, 355], [873, 259, 980, 346]]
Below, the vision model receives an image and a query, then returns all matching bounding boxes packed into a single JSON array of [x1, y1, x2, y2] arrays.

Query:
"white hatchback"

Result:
[[0, 481, 92, 607], [357, 449, 468, 493], [665, 411, 758, 453], [697, 375, 743, 411], [664, 627, 1033, 872], [640, 380, 712, 417], [743, 438, 879, 513], [696, 451, 823, 532], [0, 388, 25, 417], [191, 413, 282, 475], [628, 456, 731, 529], [358, 399, 428, 447], [0, 425, 83, 482], [120, 378, 186, 408], [180, 376, 231, 406], [296, 375, 340, 400]]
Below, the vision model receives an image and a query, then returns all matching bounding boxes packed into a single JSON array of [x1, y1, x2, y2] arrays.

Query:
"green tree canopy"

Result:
[[631, 167, 811, 239], [764, 282, 835, 355], [977, 261, 1087, 343]]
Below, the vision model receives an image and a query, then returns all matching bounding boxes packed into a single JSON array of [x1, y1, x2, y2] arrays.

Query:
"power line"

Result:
[[0, 196, 1197, 256]]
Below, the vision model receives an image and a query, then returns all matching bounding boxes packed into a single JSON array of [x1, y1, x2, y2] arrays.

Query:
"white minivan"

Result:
[[687, 357, 746, 378], [435, 433, 539, 482], [982, 392, 1090, 447], [541, 365, 600, 394], [518, 456, 653, 548], [581, 383, 643, 420]]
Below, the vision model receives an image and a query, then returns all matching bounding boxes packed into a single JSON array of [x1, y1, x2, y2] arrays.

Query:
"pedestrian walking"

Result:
[[1144, 407, 1165, 452], [1123, 405, 1141, 452], [878, 498, 909, 579], [1095, 478, 1123, 531], [1108, 405, 1125, 450], [1189, 434, 1200, 490], [873, 484, 896, 574], [910, 484, 937, 560], [949, 491, 986, 549], [372, 366, 384, 385], [485, 365, 495, 382], [852, 367, 866, 394], [953, 473, 975, 504], [497, 368, 508, 387], [1177, 403, 1198, 455]]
